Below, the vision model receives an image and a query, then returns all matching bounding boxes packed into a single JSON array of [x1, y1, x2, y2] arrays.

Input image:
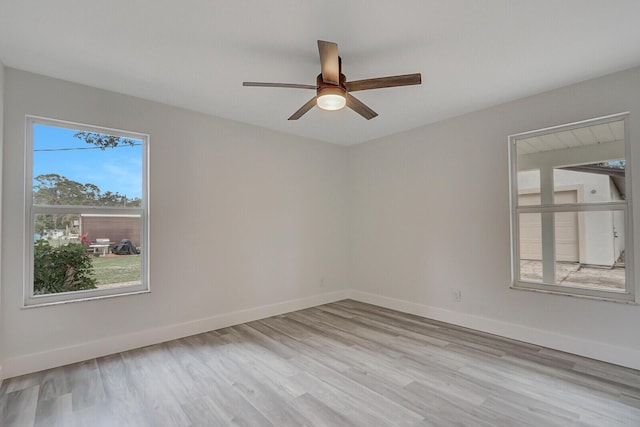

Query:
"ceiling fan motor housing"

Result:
[[316, 73, 347, 110], [316, 73, 347, 94]]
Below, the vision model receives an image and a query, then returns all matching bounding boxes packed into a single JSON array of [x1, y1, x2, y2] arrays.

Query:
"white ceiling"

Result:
[[1, 1, 640, 145]]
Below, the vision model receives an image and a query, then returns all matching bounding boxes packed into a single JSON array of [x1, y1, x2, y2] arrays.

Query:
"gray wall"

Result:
[[1, 69, 350, 376], [348, 66, 640, 368]]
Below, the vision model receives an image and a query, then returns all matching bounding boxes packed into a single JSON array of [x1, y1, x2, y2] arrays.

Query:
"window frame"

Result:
[[24, 116, 150, 307], [509, 112, 635, 303]]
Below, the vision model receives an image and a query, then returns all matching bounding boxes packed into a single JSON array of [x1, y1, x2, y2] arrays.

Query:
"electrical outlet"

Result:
[[454, 290, 462, 302]]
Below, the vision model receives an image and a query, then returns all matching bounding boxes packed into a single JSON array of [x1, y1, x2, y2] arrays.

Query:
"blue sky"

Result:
[[33, 124, 143, 199]]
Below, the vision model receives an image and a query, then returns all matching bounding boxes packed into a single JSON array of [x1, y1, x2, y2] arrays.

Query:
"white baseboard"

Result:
[[5, 288, 638, 378], [3, 290, 350, 378], [348, 290, 640, 370]]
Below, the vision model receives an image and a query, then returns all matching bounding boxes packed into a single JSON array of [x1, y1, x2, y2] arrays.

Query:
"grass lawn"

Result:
[[91, 255, 141, 286]]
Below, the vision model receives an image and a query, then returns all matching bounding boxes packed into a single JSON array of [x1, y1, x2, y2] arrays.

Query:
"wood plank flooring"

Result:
[[1, 300, 639, 426]]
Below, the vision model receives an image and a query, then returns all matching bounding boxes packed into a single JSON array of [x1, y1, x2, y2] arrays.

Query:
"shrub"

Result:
[[33, 240, 97, 294]]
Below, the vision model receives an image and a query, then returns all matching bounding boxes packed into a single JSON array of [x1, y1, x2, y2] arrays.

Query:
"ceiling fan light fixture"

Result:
[[317, 86, 346, 111]]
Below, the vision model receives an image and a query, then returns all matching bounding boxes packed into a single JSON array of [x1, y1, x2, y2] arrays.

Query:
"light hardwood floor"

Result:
[[1, 300, 639, 426]]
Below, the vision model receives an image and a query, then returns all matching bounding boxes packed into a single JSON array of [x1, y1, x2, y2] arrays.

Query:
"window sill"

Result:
[[509, 284, 637, 305], [22, 288, 150, 309]]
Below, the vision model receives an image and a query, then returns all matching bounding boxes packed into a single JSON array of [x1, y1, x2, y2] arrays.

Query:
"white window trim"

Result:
[[24, 116, 150, 307], [509, 112, 635, 303]]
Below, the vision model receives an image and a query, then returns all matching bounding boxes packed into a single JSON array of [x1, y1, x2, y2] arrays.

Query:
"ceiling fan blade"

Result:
[[346, 93, 378, 120], [345, 73, 422, 92], [243, 82, 316, 89], [317, 40, 339, 85], [288, 96, 317, 120]]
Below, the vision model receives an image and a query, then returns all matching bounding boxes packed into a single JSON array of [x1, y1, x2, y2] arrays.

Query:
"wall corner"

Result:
[[0, 60, 5, 385]]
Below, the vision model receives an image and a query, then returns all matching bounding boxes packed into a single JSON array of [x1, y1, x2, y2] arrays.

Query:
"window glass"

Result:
[[554, 210, 625, 292], [518, 213, 542, 283], [553, 162, 625, 204], [510, 114, 632, 301], [516, 170, 540, 202], [33, 124, 143, 206], [27, 117, 148, 306]]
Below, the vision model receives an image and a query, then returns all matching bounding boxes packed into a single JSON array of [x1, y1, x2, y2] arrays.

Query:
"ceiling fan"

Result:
[[243, 40, 422, 120]]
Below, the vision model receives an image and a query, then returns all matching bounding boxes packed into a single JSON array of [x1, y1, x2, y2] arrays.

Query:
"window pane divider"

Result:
[[516, 202, 626, 214], [32, 205, 143, 215]]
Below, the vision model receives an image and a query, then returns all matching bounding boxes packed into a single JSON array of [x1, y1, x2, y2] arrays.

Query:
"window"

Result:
[[25, 116, 149, 306], [509, 113, 634, 302]]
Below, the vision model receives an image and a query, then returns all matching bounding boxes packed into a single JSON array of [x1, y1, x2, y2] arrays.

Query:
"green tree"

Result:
[[34, 174, 86, 230], [33, 173, 96, 205], [34, 174, 140, 208], [33, 174, 140, 232], [73, 131, 137, 150], [33, 240, 97, 294], [97, 191, 141, 207]]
